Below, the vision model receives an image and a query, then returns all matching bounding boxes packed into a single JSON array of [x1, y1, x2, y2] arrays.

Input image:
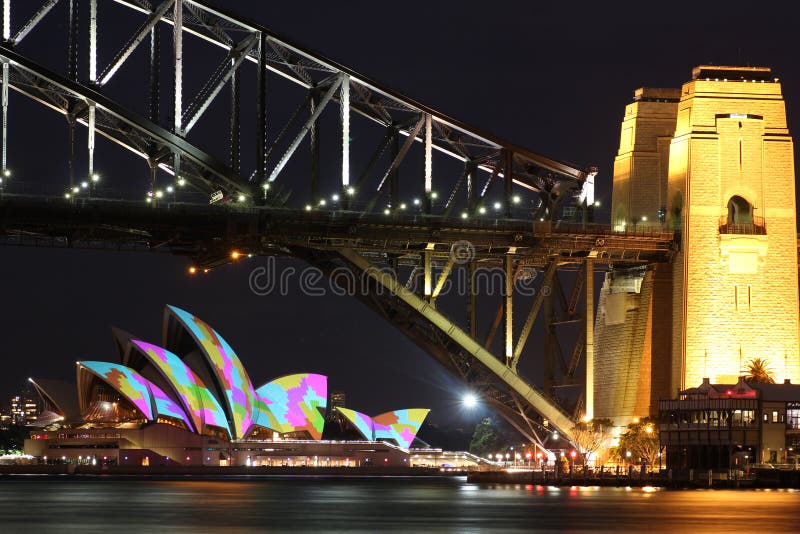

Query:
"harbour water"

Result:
[[0, 475, 798, 532]]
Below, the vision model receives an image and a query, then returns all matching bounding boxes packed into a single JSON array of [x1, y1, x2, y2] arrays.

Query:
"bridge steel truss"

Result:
[[0, 0, 594, 214], [0, 0, 669, 449]]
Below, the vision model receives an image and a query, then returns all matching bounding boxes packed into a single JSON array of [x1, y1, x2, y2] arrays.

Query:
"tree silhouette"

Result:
[[571, 418, 613, 467], [742, 358, 775, 384]]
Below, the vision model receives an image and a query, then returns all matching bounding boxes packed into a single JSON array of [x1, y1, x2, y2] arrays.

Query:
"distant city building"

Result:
[[24, 305, 430, 467], [10, 389, 39, 426], [330, 391, 346, 411]]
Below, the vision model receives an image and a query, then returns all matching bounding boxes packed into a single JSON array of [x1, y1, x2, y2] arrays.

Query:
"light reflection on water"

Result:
[[0, 476, 799, 533]]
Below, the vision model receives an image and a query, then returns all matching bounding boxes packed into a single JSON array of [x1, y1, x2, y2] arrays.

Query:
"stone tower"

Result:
[[668, 65, 798, 389], [596, 65, 799, 425]]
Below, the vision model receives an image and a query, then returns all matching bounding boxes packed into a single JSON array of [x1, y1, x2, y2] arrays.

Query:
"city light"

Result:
[[478, 207, 486, 214], [305, 204, 312, 211], [512, 195, 520, 204], [399, 203, 407, 210], [346, 186, 355, 195], [166, 186, 174, 193], [462, 393, 478, 408], [494, 202, 502, 210], [431, 191, 438, 199], [461, 212, 468, 219], [230, 251, 241, 260], [91, 173, 100, 182], [81, 181, 89, 189], [384, 208, 391, 215], [188, 266, 197, 275], [594, 200, 601, 207], [238, 194, 246, 202], [332, 194, 340, 201], [2, 168, 10, 177], [413, 198, 421, 205], [155, 190, 164, 199], [319, 199, 326, 206], [262, 182, 270, 190], [177, 177, 186, 187]]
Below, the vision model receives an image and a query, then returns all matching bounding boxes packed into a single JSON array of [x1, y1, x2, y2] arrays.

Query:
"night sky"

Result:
[[0, 1, 797, 427]]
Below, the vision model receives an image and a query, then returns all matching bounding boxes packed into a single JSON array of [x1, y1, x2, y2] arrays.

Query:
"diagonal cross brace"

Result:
[[97, 0, 176, 86], [511, 260, 557, 371], [375, 116, 424, 192], [268, 75, 343, 182], [181, 33, 258, 134], [11, 0, 61, 45]]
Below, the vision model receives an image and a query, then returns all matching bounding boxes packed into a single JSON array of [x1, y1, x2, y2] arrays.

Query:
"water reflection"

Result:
[[0, 476, 798, 533]]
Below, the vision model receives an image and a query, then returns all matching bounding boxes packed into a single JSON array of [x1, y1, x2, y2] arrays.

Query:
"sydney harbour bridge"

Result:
[[0, 0, 674, 448]]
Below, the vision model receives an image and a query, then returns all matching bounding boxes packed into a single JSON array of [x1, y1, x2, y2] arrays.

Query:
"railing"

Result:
[[719, 215, 767, 235]]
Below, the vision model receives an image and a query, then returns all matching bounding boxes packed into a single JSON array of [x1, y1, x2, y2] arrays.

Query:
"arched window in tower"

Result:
[[727, 195, 753, 225], [722, 195, 765, 235]]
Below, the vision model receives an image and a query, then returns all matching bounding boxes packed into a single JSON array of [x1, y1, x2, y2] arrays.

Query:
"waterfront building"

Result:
[[24, 305, 431, 467], [658, 377, 800, 469]]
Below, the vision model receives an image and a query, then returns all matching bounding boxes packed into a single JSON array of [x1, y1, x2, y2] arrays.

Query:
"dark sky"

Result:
[[1, 1, 797, 427]]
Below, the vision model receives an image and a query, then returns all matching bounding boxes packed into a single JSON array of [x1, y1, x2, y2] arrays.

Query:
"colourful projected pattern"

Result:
[[130, 339, 231, 437], [336, 407, 374, 443], [148, 383, 192, 429], [255, 373, 327, 439], [373, 409, 430, 449], [79, 361, 154, 420], [337, 407, 429, 448], [167, 305, 256, 439]]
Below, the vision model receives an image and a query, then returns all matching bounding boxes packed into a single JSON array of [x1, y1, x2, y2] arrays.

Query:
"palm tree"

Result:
[[742, 358, 775, 384]]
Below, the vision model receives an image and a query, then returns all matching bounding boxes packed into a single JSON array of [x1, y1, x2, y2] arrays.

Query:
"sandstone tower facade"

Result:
[[595, 66, 799, 425]]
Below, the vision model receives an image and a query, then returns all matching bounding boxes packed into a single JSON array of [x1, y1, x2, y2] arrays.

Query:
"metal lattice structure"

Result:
[[0, 0, 676, 449]]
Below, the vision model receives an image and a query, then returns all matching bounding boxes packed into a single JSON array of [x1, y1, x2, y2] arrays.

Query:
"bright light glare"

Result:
[[463, 393, 478, 408], [512, 195, 520, 204]]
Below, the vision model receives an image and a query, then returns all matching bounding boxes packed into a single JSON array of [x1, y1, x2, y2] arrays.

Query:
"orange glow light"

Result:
[[231, 251, 241, 260], [188, 266, 197, 275]]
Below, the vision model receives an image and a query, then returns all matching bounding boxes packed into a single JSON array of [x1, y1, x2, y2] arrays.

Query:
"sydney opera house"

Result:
[[24, 305, 431, 467]]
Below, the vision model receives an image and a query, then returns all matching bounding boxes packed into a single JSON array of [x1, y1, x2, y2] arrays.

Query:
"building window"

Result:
[[772, 410, 779, 423], [788, 409, 800, 430]]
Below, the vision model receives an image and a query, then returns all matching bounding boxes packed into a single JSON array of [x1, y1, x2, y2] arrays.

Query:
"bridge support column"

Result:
[[424, 112, 432, 214], [87, 102, 96, 193], [255, 32, 267, 184], [585, 258, 594, 420], [1, 59, 8, 180], [423, 249, 432, 300], [505, 254, 514, 367], [340, 73, 350, 193], [230, 69, 240, 175], [467, 261, 477, 338], [504, 149, 513, 218], [0, 1, 7, 191], [173, 0, 182, 135], [310, 89, 320, 204], [150, 26, 160, 124]]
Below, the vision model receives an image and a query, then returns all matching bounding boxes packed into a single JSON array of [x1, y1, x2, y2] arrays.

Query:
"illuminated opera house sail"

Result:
[[25, 306, 429, 465]]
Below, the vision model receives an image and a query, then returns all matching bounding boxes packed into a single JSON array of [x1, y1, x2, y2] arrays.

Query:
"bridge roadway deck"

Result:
[[0, 195, 675, 268]]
